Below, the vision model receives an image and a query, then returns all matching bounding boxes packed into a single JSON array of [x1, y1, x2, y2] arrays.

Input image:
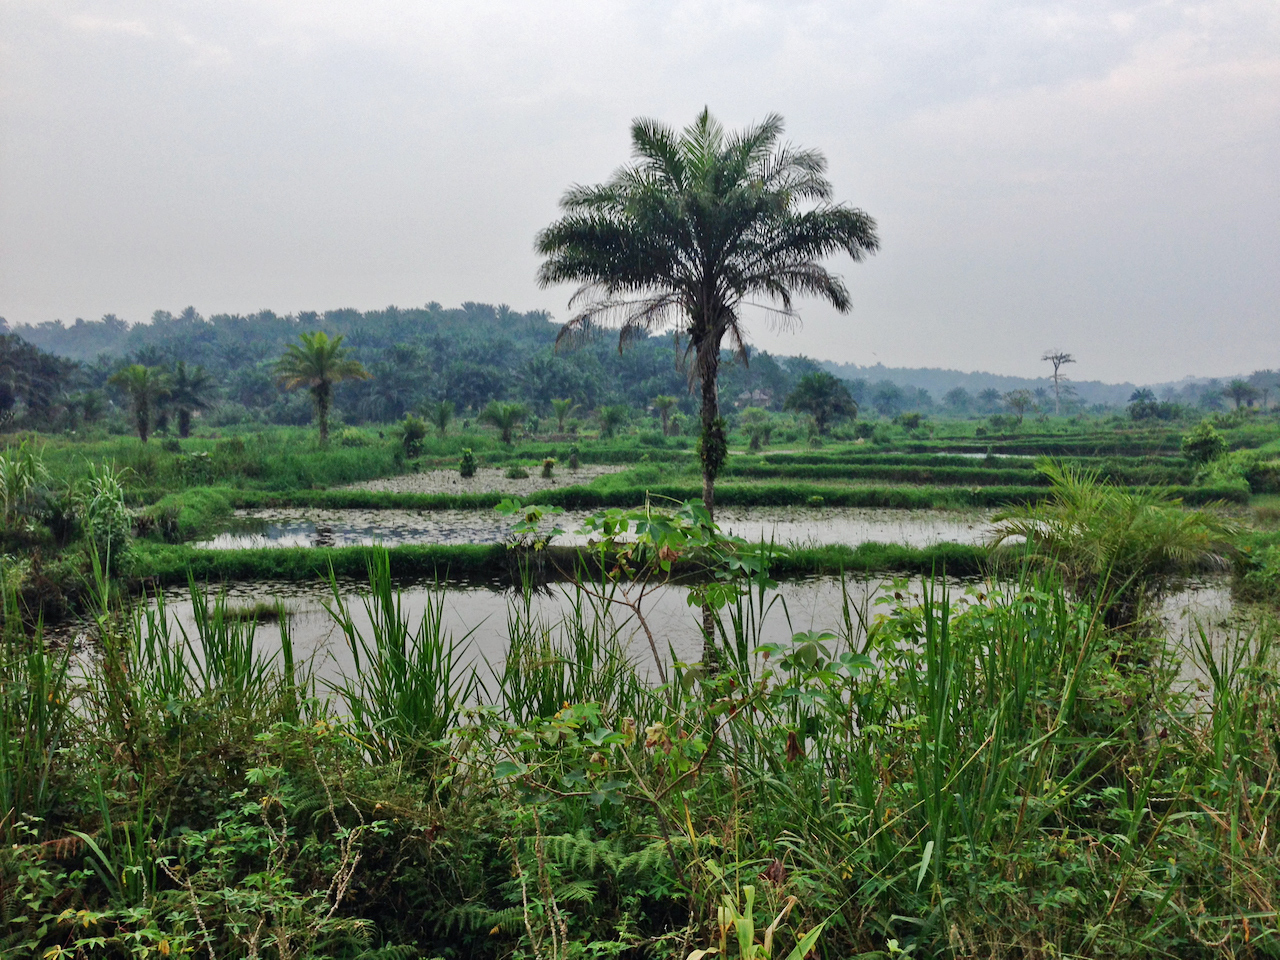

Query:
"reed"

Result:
[[324, 552, 477, 770]]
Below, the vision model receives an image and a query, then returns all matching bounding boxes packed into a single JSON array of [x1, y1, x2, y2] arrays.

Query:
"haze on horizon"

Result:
[[1, 0, 1277, 385]]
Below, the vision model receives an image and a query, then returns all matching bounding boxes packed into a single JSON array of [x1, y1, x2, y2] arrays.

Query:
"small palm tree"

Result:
[[107, 364, 170, 443], [652, 395, 677, 435], [598, 405, 629, 439], [274, 331, 370, 444], [169, 361, 215, 438], [991, 462, 1238, 628], [479, 401, 527, 444], [425, 400, 454, 438], [550, 398, 579, 434]]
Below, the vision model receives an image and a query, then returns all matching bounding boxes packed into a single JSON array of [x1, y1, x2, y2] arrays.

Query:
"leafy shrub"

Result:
[[460, 448, 477, 478], [336, 427, 371, 447], [75, 462, 132, 569], [505, 465, 530, 480], [1181, 420, 1227, 463], [399, 415, 428, 457], [541, 458, 556, 479]]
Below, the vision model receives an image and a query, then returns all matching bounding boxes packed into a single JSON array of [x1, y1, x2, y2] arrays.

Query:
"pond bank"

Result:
[[130, 539, 990, 587]]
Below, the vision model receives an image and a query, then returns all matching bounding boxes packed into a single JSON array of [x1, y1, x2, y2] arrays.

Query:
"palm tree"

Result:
[[652, 395, 677, 435], [274, 331, 370, 444], [1224, 379, 1260, 410], [425, 400, 454, 438], [479, 401, 527, 444], [537, 109, 878, 516], [597, 405, 629, 439], [169, 361, 215, 438], [550, 398, 579, 434], [107, 364, 170, 443]]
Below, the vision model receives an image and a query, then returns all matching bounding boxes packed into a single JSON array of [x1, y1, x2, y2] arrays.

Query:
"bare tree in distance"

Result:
[[1042, 350, 1076, 416]]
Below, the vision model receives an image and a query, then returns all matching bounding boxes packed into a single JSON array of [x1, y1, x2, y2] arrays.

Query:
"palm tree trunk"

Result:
[[699, 353, 721, 519], [697, 344, 723, 668], [315, 383, 331, 444], [136, 399, 149, 443], [178, 408, 192, 439]]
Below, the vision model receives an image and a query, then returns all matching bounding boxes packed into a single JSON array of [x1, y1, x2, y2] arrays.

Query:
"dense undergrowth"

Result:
[[2, 546, 1278, 958]]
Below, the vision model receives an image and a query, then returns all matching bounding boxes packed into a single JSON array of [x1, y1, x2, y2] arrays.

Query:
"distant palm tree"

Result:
[[107, 364, 170, 443], [550, 398, 579, 434], [1224, 379, 1260, 410], [652, 395, 677, 436], [537, 109, 878, 517], [274, 331, 370, 444], [479, 401, 527, 444], [424, 400, 454, 438], [169, 361, 215, 438], [597, 405, 629, 439]]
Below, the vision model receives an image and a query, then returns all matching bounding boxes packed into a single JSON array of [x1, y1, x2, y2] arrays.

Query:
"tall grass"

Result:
[[325, 552, 477, 770], [0, 582, 73, 842], [6, 541, 1280, 957]]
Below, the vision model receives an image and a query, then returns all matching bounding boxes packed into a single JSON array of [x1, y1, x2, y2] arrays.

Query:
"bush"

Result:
[[542, 458, 556, 479], [399, 415, 428, 457], [336, 428, 371, 447], [505, 465, 530, 480], [1181, 420, 1227, 464], [460, 448, 477, 478]]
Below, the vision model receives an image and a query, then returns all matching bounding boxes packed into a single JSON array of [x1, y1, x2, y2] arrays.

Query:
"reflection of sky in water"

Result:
[[198, 506, 996, 550], [118, 574, 1237, 696], [140, 575, 980, 688]]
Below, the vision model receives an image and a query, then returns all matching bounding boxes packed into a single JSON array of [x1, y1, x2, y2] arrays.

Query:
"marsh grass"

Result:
[[324, 551, 477, 770]]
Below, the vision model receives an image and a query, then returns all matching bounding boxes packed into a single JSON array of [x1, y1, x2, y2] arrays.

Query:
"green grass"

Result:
[[129, 539, 990, 586], [8, 555, 1280, 957]]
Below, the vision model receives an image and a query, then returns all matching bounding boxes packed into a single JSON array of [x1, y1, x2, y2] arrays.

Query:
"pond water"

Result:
[[196, 506, 995, 550], [139, 574, 974, 686], [127, 573, 1240, 690]]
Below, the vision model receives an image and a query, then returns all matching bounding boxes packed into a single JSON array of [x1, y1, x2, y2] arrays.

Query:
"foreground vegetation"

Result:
[[2, 528, 1277, 957]]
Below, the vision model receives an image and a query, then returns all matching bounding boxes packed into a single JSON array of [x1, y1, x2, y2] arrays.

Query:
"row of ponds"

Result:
[[140, 504, 1237, 687]]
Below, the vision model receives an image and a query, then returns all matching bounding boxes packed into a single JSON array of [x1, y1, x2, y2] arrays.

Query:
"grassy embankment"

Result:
[[4, 416, 1278, 610]]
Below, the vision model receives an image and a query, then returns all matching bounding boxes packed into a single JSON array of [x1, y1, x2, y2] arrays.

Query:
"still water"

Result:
[[138, 574, 1238, 689], [197, 506, 994, 550]]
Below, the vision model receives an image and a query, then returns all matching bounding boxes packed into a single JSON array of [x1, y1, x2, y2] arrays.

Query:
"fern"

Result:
[[554, 878, 598, 902], [539, 830, 621, 875], [437, 902, 524, 935]]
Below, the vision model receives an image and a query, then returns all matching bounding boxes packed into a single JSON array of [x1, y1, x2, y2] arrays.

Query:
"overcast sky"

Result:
[[1, 1, 1276, 383]]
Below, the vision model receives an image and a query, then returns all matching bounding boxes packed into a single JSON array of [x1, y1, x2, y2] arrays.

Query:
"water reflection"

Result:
[[136, 574, 1237, 690], [198, 506, 995, 551]]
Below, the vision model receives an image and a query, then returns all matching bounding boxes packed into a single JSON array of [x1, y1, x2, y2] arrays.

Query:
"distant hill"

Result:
[[819, 361, 1241, 409], [4, 305, 1254, 419]]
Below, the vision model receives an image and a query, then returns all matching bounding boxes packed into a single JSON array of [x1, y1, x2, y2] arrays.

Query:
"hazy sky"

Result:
[[1, 1, 1277, 382]]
